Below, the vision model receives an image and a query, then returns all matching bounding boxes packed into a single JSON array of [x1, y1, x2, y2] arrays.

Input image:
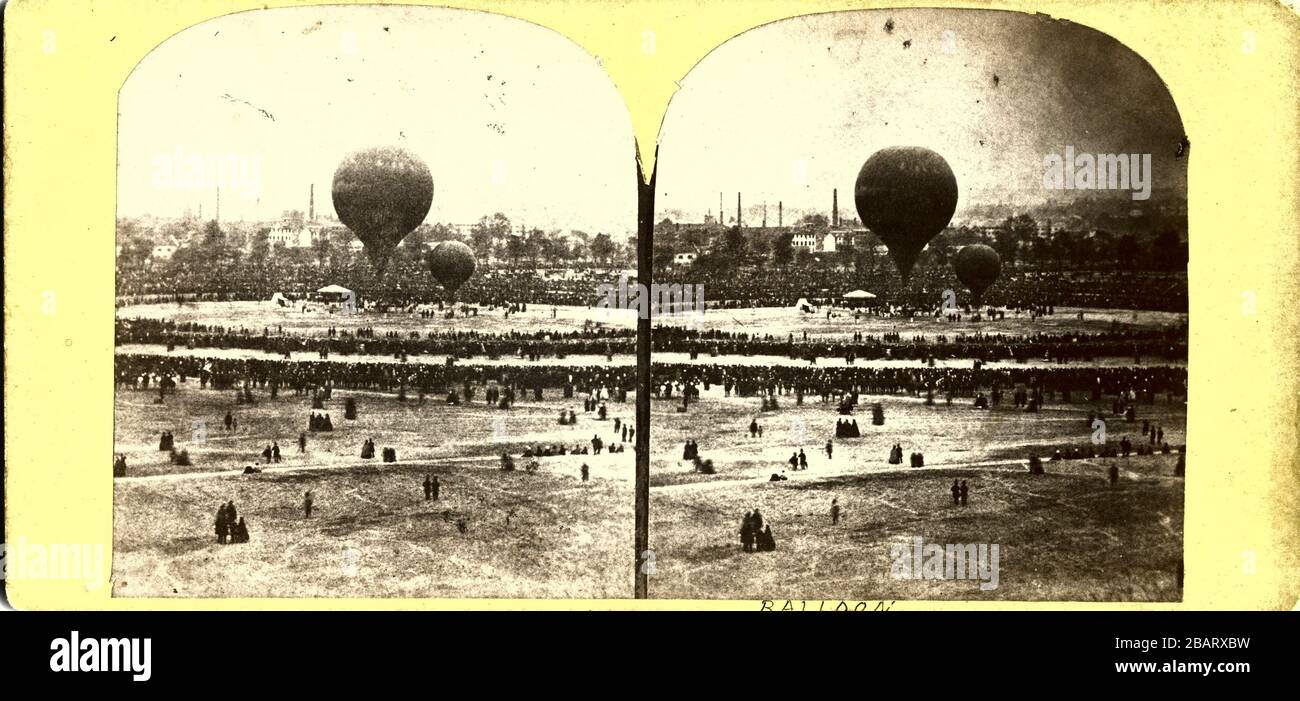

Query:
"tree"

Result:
[[798, 213, 829, 229], [718, 227, 747, 259], [540, 233, 570, 266], [772, 232, 794, 266], [1114, 233, 1139, 267], [470, 213, 511, 261], [504, 234, 528, 269], [589, 233, 617, 269], [524, 228, 546, 269], [1151, 230, 1183, 270], [249, 231, 271, 294]]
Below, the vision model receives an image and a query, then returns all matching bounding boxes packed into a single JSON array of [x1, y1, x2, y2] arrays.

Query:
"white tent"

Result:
[[317, 284, 353, 295], [794, 297, 816, 313], [269, 292, 290, 307], [842, 289, 879, 308]]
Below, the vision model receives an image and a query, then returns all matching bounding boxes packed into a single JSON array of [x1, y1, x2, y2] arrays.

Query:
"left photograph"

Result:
[[111, 6, 639, 598]]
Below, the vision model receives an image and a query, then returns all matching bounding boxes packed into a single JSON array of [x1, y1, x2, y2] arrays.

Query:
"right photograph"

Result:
[[648, 9, 1188, 601]]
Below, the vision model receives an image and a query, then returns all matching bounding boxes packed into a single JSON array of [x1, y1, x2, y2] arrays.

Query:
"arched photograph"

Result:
[[111, 5, 639, 598], [648, 9, 1188, 601]]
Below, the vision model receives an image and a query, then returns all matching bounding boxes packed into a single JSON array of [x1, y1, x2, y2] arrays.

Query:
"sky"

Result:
[[656, 9, 1187, 223], [119, 5, 637, 237]]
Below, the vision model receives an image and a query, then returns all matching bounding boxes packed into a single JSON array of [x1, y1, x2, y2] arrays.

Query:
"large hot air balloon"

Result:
[[853, 146, 959, 282], [952, 244, 1002, 302], [331, 146, 434, 276], [426, 240, 476, 297]]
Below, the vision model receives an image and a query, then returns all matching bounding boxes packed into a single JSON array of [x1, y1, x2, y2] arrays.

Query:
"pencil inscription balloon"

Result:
[[426, 240, 477, 295], [331, 146, 434, 276], [952, 244, 1002, 301], [853, 146, 959, 282]]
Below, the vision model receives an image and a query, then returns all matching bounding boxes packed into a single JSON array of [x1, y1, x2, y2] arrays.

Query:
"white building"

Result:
[[672, 252, 698, 266], [792, 232, 818, 249], [267, 223, 331, 249]]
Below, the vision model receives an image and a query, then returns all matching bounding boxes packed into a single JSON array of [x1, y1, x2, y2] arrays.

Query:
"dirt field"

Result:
[[651, 305, 1186, 339], [648, 455, 1183, 601], [112, 301, 1186, 601], [648, 390, 1185, 601], [117, 301, 638, 334], [113, 383, 635, 598]]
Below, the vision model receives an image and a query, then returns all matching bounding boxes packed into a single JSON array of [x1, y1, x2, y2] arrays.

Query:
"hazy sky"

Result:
[[119, 6, 636, 236], [656, 9, 1187, 223]]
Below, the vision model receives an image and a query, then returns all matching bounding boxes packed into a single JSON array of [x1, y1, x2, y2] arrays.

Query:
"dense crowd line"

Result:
[[651, 324, 1187, 362], [116, 318, 636, 358], [657, 267, 1187, 312], [115, 264, 624, 308], [116, 316, 1186, 363], [651, 363, 1186, 403], [115, 353, 637, 397]]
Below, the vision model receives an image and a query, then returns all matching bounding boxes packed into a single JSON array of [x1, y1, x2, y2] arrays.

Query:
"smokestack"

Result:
[[215, 186, 220, 224], [736, 192, 742, 228], [309, 184, 315, 221], [762, 202, 767, 228], [833, 188, 839, 228], [779, 201, 783, 227], [719, 192, 723, 224]]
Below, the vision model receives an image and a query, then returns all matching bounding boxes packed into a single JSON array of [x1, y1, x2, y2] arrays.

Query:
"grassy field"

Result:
[[648, 456, 1183, 602], [652, 305, 1186, 339], [649, 389, 1186, 487], [118, 301, 637, 334], [117, 301, 1185, 341], [648, 391, 1185, 601], [113, 384, 635, 598], [112, 300, 1186, 601]]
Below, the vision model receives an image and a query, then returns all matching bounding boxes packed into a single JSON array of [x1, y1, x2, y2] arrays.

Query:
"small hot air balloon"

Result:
[[426, 240, 476, 298], [952, 244, 1002, 302], [331, 146, 434, 276], [853, 146, 959, 282]]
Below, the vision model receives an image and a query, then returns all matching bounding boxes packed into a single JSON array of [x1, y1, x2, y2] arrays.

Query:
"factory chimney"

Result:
[[832, 188, 839, 228]]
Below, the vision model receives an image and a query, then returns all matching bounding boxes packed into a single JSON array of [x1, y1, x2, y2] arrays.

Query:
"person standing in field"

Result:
[[831, 498, 841, 525], [740, 512, 755, 553], [215, 503, 230, 544], [303, 490, 314, 519]]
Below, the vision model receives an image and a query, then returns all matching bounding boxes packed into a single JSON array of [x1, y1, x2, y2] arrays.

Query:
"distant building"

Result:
[[267, 221, 335, 249], [150, 243, 178, 260], [791, 227, 872, 254], [672, 252, 698, 267]]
